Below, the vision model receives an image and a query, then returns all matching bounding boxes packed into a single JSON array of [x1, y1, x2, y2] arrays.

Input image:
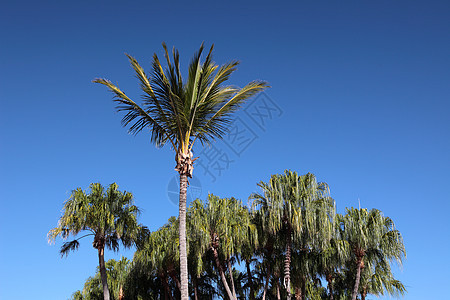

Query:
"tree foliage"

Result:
[[65, 171, 406, 300]]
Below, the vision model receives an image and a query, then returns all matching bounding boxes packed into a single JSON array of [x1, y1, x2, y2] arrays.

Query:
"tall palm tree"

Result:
[[251, 171, 334, 300], [93, 43, 268, 299], [48, 183, 143, 300], [338, 208, 405, 300]]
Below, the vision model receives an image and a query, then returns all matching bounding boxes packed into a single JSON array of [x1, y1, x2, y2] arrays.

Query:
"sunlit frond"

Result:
[[48, 183, 144, 256], [94, 42, 269, 158]]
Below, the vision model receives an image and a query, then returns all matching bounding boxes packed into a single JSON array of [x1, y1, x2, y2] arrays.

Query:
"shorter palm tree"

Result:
[[188, 195, 255, 300], [357, 251, 406, 300], [109, 257, 131, 300], [251, 171, 334, 300], [315, 234, 350, 300], [48, 183, 145, 300], [338, 208, 405, 300]]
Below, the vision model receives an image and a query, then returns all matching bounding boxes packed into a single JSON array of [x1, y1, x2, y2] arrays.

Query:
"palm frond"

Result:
[[192, 80, 270, 148], [60, 240, 80, 257], [93, 78, 172, 148]]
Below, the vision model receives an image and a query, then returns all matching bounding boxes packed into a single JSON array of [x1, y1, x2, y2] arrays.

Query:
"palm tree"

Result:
[[188, 195, 255, 300], [93, 42, 268, 300], [358, 256, 406, 300], [69, 290, 84, 300], [251, 171, 334, 300], [240, 217, 259, 300], [251, 204, 278, 300], [70, 258, 132, 300], [133, 216, 180, 299], [315, 224, 350, 300], [337, 208, 405, 300], [108, 257, 131, 300], [48, 183, 143, 300], [82, 273, 103, 300]]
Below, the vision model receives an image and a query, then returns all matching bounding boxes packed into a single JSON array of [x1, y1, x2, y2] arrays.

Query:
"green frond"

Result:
[[50, 183, 144, 260], [60, 240, 80, 257], [92, 78, 172, 148], [94, 43, 269, 157]]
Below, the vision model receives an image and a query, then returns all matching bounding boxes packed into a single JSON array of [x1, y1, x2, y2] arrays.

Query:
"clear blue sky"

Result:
[[1, 0, 449, 299]]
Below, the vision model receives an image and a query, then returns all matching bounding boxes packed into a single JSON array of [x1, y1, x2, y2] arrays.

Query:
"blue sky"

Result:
[[1, 0, 449, 299]]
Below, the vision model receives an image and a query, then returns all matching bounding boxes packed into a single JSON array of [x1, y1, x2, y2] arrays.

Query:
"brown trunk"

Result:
[[98, 246, 111, 300], [360, 286, 367, 300], [162, 274, 174, 300], [276, 279, 281, 300], [170, 272, 182, 293], [301, 277, 306, 300], [213, 247, 235, 300], [246, 259, 255, 300], [179, 173, 189, 300], [118, 286, 124, 300], [351, 256, 364, 300], [228, 259, 237, 299], [295, 287, 301, 300], [262, 264, 271, 300], [326, 272, 334, 300], [284, 227, 292, 300], [193, 275, 199, 300], [361, 291, 367, 300]]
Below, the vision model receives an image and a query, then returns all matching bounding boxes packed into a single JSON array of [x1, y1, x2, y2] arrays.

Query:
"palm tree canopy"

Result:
[[189, 194, 256, 260], [138, 216, 180, 273], [338, 208, 406, 264], [359, 256, 406, 298], [251, 170, 335, 247], [93, 43, 269, 173], [48, 183, 143, 256]]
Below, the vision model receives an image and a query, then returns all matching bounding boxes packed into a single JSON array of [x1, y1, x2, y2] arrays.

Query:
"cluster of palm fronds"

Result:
[[69, 170, 405, 300]]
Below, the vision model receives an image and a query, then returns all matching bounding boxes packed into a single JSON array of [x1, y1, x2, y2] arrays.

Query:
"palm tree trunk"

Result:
[[179, 173, 189, 300], [170, 272, 181, 293], [228, 259, 237, 299], [351, 256, 364, 300], [326, 272, 334, 300], [295, 287, 301, 300], [361, 289, 367, 300], [284, 227, 292, 300], [276, 279, 281, 300], [119, 286, 124, 300], [193, 275, 199, 300], [98, 246, 110, 300], [246, 259, 255, 300], [262, 264, 271, 300], [213, 247, 235, 300], [162, 274, 174, 300], [301, 277, 306, 300]]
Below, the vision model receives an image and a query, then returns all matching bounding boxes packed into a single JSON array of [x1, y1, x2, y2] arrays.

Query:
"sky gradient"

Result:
[[1, 1, 449, 299]]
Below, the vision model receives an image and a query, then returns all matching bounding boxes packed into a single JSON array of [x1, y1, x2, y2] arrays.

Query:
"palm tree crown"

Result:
[[48, 182, 141, 254], [93, 43, 269, 176], [251, 171, 335, 300], [48, 182, 143, 300], [337, 208, 405, 300]]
